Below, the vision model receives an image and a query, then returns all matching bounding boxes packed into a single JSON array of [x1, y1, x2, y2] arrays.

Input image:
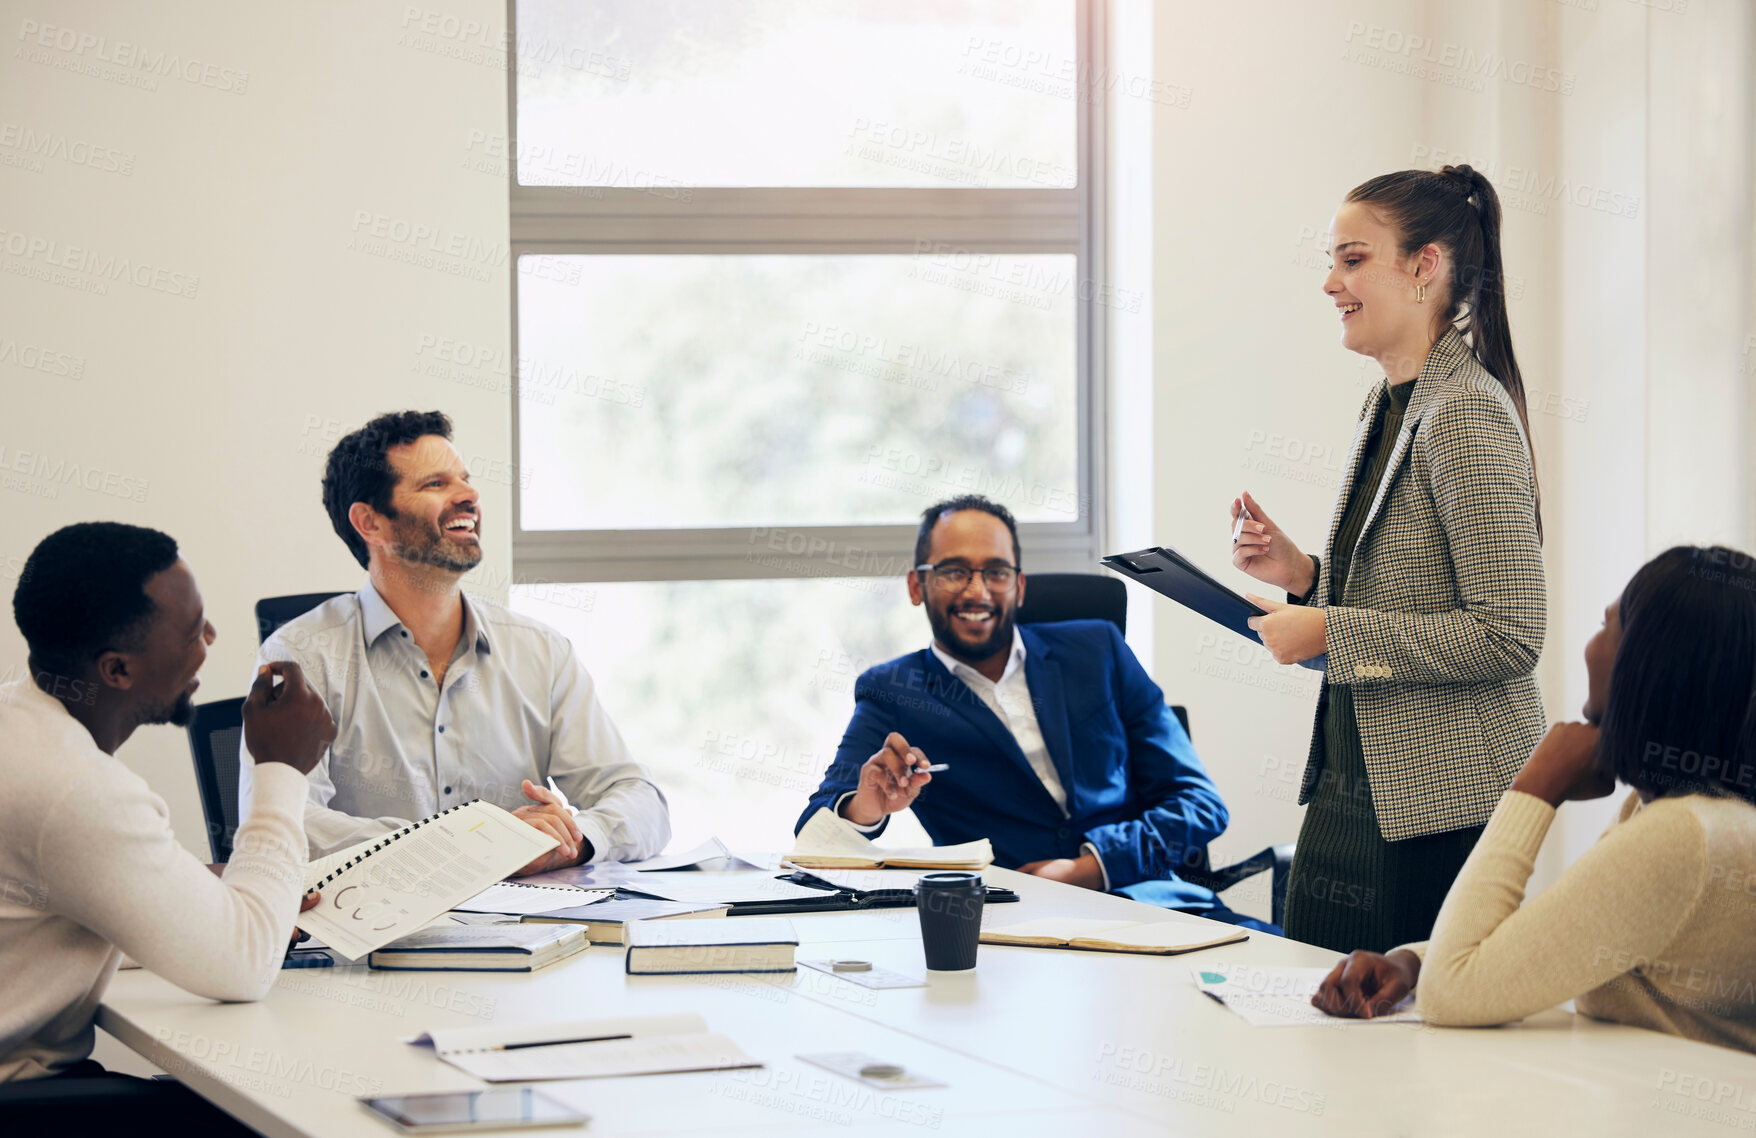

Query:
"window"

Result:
[[509, 1, 1108, 845], [517, 252, 1078, 531], [514, 576, 935, 850]]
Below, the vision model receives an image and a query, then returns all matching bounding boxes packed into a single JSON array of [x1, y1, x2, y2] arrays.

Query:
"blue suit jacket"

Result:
[[797, 620, 1228, 912]]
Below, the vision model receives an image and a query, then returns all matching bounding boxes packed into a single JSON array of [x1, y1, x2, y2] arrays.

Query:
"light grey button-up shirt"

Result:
[[236, 580, 669, 861]]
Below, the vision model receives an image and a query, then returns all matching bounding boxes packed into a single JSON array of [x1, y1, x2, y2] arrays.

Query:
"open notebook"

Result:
[[980, 916, 1248, 956], [407, 1013, 759, 1082], [299, 801, 558, 960], [787, 807, 992, 870]]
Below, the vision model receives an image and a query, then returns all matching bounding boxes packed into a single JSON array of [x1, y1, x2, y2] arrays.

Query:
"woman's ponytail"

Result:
[[1348, 165, 1543, 541]]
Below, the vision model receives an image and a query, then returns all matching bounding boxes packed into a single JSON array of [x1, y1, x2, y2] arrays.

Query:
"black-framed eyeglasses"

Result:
[[914, 562, 1020, 592]]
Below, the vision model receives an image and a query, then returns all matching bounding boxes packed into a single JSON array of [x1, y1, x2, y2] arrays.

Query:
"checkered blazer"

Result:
[[1297, 328, 1547, 841]]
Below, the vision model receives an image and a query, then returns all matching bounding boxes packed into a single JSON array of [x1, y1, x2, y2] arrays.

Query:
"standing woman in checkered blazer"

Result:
[[1229, 166, 1547, 953]]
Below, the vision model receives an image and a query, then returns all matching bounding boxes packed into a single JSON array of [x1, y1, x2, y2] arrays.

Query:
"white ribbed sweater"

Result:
[[0, 680, 308, 1081]]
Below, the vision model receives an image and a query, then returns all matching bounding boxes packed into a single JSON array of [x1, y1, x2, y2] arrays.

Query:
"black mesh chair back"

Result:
[[1016, 572, 1127, 635], [186, 697, 245, 862], [255, 591, 347, 644], [1013, 571, 1183, 766]]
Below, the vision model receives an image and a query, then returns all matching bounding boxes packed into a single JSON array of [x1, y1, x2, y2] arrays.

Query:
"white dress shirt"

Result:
[[237, 580, 669, 862], [839, 629, 1109, 887]]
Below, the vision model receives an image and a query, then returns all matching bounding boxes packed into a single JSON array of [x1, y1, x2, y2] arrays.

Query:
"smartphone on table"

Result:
[[360, 1088, 590, 1133]]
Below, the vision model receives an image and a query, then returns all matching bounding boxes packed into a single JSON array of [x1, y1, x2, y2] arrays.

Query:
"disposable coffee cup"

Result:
[[914, 871, 985, 971]]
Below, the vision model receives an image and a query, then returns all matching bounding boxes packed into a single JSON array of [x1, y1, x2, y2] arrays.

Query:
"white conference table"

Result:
[[99, 868, 1756, 1137]]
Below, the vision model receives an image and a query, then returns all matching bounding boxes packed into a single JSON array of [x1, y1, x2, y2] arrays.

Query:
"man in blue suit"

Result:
[[798, 495, 1269, 929]]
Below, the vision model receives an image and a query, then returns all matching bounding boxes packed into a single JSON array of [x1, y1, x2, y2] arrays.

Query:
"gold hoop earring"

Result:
[[1415, 282, 1427, 304]]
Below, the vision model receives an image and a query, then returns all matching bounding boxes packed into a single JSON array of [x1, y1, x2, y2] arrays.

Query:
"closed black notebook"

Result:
[[1103, 545, 1267, 645]]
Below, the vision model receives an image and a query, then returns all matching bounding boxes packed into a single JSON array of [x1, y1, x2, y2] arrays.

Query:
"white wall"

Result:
[[1556, 0, 1754, 867], [0, 0, 512, 858], [1150, 0, 1455, 878], [1144, 0, 1755, 892]]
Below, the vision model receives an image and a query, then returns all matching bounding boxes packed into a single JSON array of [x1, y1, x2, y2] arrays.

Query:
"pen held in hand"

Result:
[[920, 763, 949, 773], [1230, 499, 1254, 545], [545, 776, 580, 817]]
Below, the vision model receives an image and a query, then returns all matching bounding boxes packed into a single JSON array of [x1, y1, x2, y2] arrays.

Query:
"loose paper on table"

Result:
[[626, 837, 763, 872], [452, 882, 614, 916], [1192, 963, 1423, 1027], [617, 871, 830, 905]]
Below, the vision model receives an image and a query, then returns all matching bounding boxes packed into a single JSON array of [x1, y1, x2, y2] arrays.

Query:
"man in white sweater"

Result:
[[0, 522, 336, 1132]]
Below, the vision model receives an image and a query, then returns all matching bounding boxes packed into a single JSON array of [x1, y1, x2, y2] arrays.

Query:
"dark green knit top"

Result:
[[1328, 376, 1415, 604]]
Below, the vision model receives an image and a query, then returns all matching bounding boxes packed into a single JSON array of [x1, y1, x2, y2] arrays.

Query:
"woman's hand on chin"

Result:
[[1512, 722, 1614, 807]]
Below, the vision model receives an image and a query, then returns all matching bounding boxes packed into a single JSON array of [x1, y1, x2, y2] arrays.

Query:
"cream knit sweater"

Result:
[[1405, 788, 1756, 1053], [0, 679, 309, 1081]]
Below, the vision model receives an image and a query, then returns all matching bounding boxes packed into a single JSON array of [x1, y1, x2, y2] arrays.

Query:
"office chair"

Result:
[[185, 697, 246, 862], [255, 591, 346, 644], [1014, 573, 1293, 926], [0, 1072, 201, 1127], [1016, 572, 1127, 635], [1150, 706, 1296, 929]]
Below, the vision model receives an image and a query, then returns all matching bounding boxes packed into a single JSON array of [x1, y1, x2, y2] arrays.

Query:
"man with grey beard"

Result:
[[237, 410, 669, 873]]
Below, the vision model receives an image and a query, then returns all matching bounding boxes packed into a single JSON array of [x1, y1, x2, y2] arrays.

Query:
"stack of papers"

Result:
[[788, 808, 992, 870], [517, 862, 645, 890], [1192, 963, 1423, 1027], [617, 872, 831, 905], [522, 898, 730, 944], [627, 837, 763, 872]]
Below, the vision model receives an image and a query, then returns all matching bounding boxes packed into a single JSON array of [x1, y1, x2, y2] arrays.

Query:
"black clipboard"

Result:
[[1102, 545, 1268, 646]]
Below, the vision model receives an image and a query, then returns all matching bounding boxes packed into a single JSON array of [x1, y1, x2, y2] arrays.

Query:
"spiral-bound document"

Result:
[[298, 800, 559, 960], [453, 881, 613, 915]]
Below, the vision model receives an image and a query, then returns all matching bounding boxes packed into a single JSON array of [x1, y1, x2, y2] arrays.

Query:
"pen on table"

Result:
[[545, 776, 579, 817], [499, 1033, 631, 1051]]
